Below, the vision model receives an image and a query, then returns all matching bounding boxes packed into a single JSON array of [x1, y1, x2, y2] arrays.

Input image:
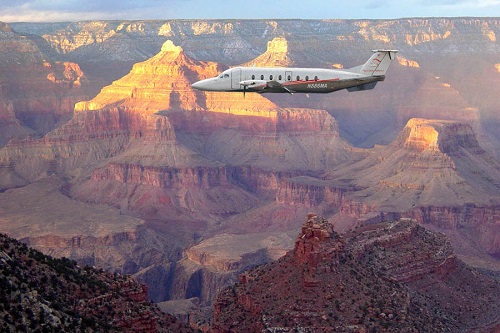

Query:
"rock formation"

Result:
[[342, 118, 500, 208], [75, 40, 217, 113], [212, 215, 500, 332], [240, 37, 294, 67], [12, 18, 498, 150], [278, 118, 500, 268]]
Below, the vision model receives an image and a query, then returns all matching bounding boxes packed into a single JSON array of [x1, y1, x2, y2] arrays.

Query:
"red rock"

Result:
[[211, 216, 500, 332]]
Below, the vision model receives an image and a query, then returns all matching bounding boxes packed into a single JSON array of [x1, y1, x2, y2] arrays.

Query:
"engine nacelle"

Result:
[[239, 80, 267, 91]]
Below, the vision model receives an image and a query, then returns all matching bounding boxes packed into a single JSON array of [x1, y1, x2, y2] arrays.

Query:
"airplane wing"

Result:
[[265, 81, 295, 95], [240, 79, 295, 95]]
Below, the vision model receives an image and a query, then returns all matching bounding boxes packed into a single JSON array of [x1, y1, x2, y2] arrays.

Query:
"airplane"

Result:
[[191, 50, 398, 95]]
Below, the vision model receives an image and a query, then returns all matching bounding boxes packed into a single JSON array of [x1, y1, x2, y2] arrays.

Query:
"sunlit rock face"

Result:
[[397, 55, 420, 68], [324, 118, 500, 260], [65, 39, 351, 229], [275, 117, 500, 261], [398, 118, 484, 154], [75, 40, 218, 113], [241, 37, 294, 67]]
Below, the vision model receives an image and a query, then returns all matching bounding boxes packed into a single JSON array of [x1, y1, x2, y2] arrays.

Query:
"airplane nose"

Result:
[[191, 81, 202, 90], [191, 79, 208, 91], [191, 77, 218, 91]]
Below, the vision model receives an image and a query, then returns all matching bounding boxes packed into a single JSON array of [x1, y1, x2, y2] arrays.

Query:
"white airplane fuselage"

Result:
[[191, 50, 398, 95]]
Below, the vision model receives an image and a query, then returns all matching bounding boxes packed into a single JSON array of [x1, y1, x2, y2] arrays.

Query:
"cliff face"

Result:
[[0, 40, 208, 188], [212, 215, 500, 332], [240, 37, 294, 67]]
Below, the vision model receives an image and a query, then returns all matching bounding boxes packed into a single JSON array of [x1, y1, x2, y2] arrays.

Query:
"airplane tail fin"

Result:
[[351, 50, 398, 76]]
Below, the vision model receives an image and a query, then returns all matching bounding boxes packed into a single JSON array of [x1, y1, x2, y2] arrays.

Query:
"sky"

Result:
[[0, 0, 499, 22]]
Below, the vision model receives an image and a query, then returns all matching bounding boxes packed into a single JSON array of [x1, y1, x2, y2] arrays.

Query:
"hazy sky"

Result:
[[0, 0, 499, 22]]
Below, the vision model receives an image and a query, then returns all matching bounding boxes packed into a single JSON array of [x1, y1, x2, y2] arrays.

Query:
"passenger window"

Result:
[[278, 75, 282, 81], [314, 76, 319, 81], [305, 76, 309, 81], [287, 75, 291, 81], [261, 74, 264, 80], [252, 75, 255, 80], [270, 75, 273, 80], [297, 76, 300, 81]]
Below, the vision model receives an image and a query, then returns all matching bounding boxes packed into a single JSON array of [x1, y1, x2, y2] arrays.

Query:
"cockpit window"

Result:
[[224, 74, 229, 78]]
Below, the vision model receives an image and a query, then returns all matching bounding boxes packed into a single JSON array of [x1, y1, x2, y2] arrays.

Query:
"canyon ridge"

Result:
[[0, 18, 499, 328]]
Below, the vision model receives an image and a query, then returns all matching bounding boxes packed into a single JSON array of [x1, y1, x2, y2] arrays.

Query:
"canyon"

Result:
[[0, 17, 499, 329]]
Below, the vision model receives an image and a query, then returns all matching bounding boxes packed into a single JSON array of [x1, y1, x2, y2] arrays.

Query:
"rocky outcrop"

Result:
[[396, 118, 485, 154], [240, 37, 294, 67], [272, 118, 500, 259], [0, 233, 199, 333], [0, 40, 209, 188], [212, 215, 500, 332]]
